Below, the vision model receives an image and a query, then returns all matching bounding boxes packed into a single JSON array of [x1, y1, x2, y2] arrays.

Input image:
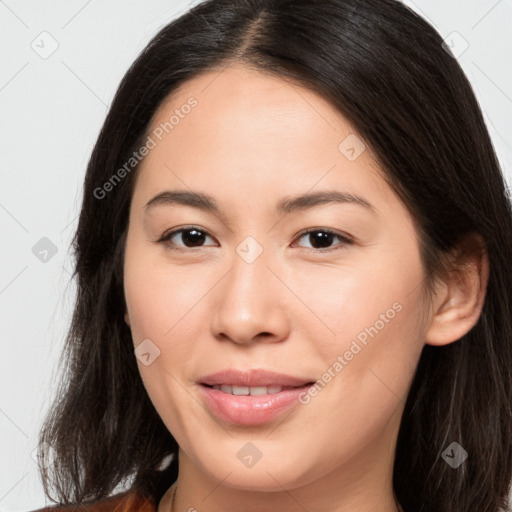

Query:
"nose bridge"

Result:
[[226, 238, 275, 317], [232, 239, 271, 303], [210, 236, 289, 344]]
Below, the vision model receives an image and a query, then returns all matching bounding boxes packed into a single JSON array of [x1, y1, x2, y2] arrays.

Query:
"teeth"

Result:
[[211, 384, 284, 395], [249, 386, 267, 396], [232, 385, 249, 395]]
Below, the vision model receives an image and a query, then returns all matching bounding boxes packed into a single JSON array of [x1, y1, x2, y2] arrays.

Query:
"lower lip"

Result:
[[199, 384, 312, 426]]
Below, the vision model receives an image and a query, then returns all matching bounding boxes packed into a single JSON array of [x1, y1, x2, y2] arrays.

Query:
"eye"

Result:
[[292, 228, 354, 252], [158, 226, 217, 251], [157, 226, 353, 253]]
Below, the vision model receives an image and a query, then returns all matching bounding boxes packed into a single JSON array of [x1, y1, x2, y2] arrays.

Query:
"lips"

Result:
[[198, 369, 316, 425]]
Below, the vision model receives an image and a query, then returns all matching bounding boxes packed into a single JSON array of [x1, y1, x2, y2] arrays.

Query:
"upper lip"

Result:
[[199, 369, 315, 388]]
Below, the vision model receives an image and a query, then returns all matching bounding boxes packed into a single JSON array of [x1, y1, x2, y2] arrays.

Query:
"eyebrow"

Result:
[[144, 189, 376, 217]]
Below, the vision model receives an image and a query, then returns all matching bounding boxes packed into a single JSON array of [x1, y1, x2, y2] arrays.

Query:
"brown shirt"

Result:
[[29, 489, 157, 512]]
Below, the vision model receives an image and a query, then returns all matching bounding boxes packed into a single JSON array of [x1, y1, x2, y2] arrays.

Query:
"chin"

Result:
[[211, 468, 310, 493], [192, 441, 318, 492]]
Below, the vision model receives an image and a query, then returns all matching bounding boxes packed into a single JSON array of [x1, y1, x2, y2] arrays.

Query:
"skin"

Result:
[[123, 64, 488, 512]]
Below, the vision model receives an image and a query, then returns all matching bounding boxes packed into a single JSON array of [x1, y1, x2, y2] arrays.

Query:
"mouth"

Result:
[[203, 383, 310, 395], [198, 369, 316, 426]]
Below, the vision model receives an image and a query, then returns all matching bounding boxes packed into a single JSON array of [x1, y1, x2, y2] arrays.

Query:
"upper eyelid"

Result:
[[293, 227, 353, 241], [159, 226, 353, 247], [160, 226, 218, 242]]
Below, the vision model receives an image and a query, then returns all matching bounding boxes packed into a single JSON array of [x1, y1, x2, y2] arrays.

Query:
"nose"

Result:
[[210, 248, 291, 346]]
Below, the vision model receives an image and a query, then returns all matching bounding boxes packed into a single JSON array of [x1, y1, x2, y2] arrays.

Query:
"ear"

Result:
[[425, 233, 489, 346], [124, 311, 131, 326]]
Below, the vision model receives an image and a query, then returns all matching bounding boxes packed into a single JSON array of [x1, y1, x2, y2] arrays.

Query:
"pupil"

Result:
[[183, 229, 206, 247], [310, 231, 334, 248]]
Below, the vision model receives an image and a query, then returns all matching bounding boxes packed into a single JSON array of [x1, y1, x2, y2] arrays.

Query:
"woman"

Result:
[[33, 0, 512, 511]]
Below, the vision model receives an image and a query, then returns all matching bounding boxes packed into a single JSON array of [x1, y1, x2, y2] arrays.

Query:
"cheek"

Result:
[[281, 289, 425, 482], [296, 242, 427, 429], [295, 245, 426, 360], [123, 249, 204, 440], [124, 246, 207, 344]]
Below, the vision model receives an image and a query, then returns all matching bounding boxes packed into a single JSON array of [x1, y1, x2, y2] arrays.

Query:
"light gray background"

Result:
[[1, 1, 511, 511]]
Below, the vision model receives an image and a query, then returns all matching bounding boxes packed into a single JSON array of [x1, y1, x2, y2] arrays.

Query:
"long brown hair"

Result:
[[38, 1, 512, 510]]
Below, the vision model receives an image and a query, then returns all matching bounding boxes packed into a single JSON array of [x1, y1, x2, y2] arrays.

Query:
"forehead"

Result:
[[132, 64, 393, 215], [148, 64, 357, 150]]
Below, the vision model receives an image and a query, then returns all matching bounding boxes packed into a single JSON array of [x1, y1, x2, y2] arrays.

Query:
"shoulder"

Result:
[[28, 489, 156, 512]]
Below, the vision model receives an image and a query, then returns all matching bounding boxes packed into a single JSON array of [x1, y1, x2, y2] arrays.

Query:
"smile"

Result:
[[198, 369, 316, 425]]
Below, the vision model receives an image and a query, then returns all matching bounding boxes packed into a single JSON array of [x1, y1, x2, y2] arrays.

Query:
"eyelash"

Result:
[[157, 225, 354, 253]]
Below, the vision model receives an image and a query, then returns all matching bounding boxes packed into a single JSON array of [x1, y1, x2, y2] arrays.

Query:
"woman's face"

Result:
[[123, 64, 430, 494]]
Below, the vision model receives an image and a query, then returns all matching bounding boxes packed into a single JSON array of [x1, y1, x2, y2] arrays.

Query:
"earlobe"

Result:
[[125, 311, 131, 326], [425, 235, 489, 346]]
